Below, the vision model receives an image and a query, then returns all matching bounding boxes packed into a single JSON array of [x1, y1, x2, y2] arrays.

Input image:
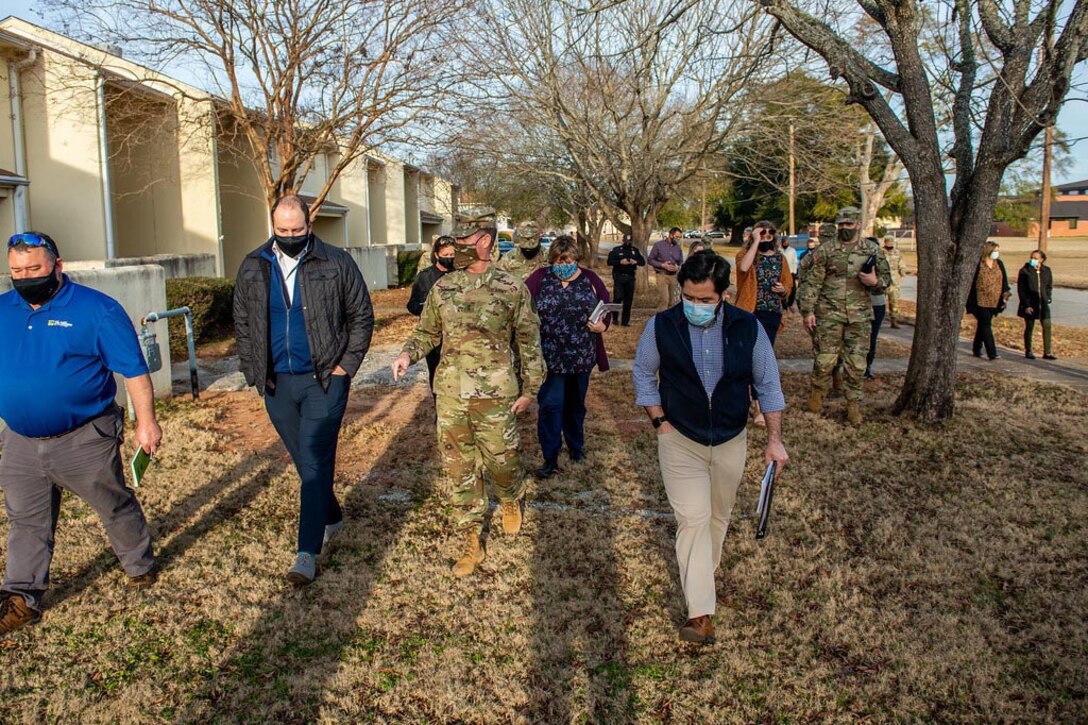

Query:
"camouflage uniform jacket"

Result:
[[885, 248, 906, 287], [495, 250, 546, 282], [401, 266, 544, 399], [798, 236, 891, 324]]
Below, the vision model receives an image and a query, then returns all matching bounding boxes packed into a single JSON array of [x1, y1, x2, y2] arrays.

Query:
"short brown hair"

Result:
[[270, 194, 311, 223], [548, 235, 581, 264]]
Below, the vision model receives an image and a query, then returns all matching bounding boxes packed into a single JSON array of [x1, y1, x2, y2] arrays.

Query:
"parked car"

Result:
[[703, 230, 727, 239], [684, 230, 703, 238], [788, 233, 813, 261], [497, 230, 515, 257]]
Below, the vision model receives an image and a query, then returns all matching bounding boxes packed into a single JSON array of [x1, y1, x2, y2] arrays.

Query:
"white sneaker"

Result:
[[322, 521, 344, 548], [286, 552, 316, 585]]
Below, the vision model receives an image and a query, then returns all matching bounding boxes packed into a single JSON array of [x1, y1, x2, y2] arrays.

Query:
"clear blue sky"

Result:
[[3, 2, 1088, 184]]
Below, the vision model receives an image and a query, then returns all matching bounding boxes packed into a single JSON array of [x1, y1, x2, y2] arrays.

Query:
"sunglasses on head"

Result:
[[8, 232, 59, 257]]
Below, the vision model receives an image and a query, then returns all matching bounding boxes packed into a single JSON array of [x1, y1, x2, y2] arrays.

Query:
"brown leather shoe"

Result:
[[452, 530, 485, 577], [126, 564, 159, 589], [501, 500, 523, 535], [679, 615, 715, 644], [0, 592, 41, 635]]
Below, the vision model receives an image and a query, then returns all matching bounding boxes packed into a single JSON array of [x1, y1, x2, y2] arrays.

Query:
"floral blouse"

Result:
[[755, 253, 784, 313], [534, 271, 599, 374]]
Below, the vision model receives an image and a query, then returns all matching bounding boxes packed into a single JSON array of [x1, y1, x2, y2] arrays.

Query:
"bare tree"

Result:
[[857, 119, 905, 236], [463, 0, 777, 252], [759, 0, 1088, 420], [52, 0, 466, 216]]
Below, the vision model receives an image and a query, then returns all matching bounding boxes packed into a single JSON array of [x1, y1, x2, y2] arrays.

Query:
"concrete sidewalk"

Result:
[[772, 323, 1088, 396]]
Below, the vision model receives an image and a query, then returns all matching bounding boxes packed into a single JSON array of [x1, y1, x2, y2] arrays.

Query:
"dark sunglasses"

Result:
[[756, 228, 776, 237], [8, 232, 59, 257]]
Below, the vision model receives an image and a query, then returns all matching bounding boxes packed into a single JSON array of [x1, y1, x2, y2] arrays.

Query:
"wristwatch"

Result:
[[651, 415, 667, 429]]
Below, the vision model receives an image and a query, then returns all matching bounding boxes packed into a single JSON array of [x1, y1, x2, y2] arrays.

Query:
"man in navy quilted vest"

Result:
[[633, 250, 789, 644]]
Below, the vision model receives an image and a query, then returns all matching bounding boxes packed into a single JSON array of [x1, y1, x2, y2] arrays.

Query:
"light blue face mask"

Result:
[[553, 263, 578, 280], [683, 299, 719, 327], [1029, 258, 1041, 268]]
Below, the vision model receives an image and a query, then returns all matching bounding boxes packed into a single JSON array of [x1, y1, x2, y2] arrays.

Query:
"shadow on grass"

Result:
[[521, 377, 634, 720], [178, 386, 432, 719], [47, 439, 290, 610]]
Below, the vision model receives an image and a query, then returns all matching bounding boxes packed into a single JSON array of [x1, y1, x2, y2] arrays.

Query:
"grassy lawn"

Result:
[[1, 364, 1085, 720], [900, 236, 1088, 289]]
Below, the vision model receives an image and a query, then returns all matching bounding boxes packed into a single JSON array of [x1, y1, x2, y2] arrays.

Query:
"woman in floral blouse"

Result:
[[734, 220, 793, 426], [524, 235, 611, 478]]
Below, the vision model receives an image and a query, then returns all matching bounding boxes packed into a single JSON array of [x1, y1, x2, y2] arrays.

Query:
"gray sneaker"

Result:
[[322, 521, 344, 548], [286, 553, 317, 585]]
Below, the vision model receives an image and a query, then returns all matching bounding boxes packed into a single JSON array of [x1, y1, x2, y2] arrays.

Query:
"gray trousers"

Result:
[[0, 407, 155, 610]]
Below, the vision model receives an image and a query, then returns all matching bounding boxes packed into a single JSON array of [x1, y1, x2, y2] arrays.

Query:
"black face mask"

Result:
[[838, 227, 857, 242], [758, 241, 775, 253], [13, 268, 62, 306], [436, 257, 455, 272], [522, 247, 541, 260], [274, 233, 310, 258]]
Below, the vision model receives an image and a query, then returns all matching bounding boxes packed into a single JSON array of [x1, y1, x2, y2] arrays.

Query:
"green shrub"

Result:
[[163, 277, 236, 358], [397, 250, 425, 287]]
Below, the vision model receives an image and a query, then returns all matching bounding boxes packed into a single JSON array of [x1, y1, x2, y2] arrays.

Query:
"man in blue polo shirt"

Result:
[[0, 232, 162, 635]]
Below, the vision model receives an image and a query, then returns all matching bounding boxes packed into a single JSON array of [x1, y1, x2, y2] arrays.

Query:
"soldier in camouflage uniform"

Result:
[[496, 221, 545, 281], [798, 208, 891, 425], [392, 219, 544, 577], [882, 236, 906, 328]]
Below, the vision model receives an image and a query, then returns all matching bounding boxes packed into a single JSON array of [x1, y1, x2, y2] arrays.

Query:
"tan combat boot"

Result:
[[501, 500, 523, 535], [452, 530, 484, 577], [846, 401, 863, 426], [805, 390, 824, 414]]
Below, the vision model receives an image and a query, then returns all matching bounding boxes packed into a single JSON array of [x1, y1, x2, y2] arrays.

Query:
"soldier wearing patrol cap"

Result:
[[496, 221, 546, 281], [798, 207, 891, 425], [881, 236, 906, 328], [391, 218, 544, 577]]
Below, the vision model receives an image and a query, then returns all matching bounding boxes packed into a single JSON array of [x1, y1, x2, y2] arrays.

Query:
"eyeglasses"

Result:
[[756, 229, 776, 238], [8, 232, 59, 257]]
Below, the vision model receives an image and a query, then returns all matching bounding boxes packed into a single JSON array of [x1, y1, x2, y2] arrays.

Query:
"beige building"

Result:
[[0, 16, 456, 283]]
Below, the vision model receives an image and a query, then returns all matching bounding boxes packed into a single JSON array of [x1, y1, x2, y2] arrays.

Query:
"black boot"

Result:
[[535, 459, 559, 478], [864, 365, 874, 379], [1025, 350, 1036, 359]]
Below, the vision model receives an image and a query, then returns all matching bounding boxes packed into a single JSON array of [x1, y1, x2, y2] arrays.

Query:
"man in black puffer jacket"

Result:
[[233, 194, 373, 585]]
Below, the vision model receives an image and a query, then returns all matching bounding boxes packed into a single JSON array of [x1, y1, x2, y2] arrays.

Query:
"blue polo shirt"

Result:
[[0, 275, 149, 437]]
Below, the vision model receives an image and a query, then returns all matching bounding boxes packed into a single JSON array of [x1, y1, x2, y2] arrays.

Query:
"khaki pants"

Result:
[[656, 273, 679, 310], [657, 428, 747, 619]]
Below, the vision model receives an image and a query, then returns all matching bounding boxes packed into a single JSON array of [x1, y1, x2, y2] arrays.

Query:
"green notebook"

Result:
[[131, 448, 153, 487]]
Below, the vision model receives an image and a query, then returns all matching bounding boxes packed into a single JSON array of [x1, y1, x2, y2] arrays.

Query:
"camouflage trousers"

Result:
[[436, 395, 525, 534], [811, 318, 869, 401], [885, 285, 901, 321]]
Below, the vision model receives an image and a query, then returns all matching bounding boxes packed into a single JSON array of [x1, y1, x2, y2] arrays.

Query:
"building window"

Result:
[[1071, 218, 1078, 230]]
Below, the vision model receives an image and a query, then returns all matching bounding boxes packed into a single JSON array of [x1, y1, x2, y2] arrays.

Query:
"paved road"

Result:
[[898, 275, 1088, 328]]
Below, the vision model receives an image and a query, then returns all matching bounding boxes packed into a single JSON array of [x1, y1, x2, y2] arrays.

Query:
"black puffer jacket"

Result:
[[233, 236, 374, 394]]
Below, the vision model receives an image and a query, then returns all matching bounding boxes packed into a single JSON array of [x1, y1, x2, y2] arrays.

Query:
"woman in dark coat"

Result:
[[407, 235, 456, 389], [524, 235, 611, 478], [1016, 249, 1056, 360], [966, 240, 1010, 361]]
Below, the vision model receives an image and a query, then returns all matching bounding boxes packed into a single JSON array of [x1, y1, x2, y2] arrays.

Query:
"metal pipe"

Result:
[[143, 307, 199, 399], [7, 48, 37, 232], [96, 72, 117, 259]]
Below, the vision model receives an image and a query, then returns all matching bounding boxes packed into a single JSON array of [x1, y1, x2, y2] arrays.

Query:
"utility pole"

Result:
[[1039, 125, 1053, 253], [1037, 26, 1054, 254], [788, 123, 796, 236]]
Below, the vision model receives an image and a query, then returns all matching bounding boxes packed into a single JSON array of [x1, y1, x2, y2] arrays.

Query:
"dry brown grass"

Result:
[[370, 287, 412, 309], [2, 366, 1086, 721], [898, 300, 1088, 358], [899, 237, 1088, 288]]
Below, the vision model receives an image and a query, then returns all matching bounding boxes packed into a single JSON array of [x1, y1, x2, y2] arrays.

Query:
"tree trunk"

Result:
[[628, 212, 656, 291], [893, 172, 1000, 421]]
